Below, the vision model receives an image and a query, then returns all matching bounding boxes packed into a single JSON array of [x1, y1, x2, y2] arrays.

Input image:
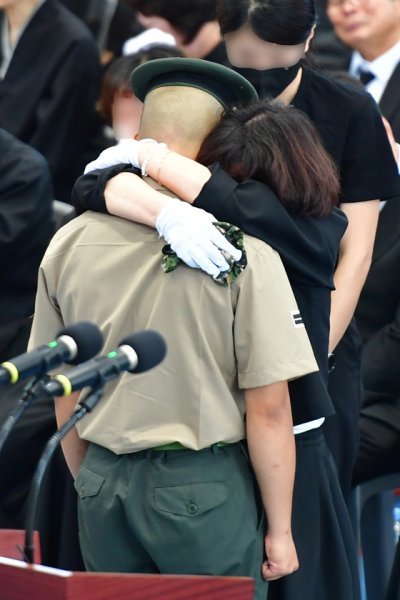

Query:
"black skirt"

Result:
[[268, 428, 361, 600]]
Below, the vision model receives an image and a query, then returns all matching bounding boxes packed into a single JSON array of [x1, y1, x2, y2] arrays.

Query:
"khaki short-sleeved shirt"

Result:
[[29, 209, 318, 453]]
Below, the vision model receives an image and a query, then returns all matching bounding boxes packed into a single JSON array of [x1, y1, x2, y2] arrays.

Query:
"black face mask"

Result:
[[260, 61, 303, 98], [231, 66, 264, 96], [232, 61, 302, 99]]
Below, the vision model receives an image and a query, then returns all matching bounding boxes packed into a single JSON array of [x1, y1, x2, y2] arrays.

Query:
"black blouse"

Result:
[[290, 66, 400, 203]]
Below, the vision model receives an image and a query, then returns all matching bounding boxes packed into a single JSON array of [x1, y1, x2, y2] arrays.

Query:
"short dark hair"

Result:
[[99, 46, 183, 123], [126, 0, 218, 44], [197, 98, 339, 217], [217, 0, 316, 45]]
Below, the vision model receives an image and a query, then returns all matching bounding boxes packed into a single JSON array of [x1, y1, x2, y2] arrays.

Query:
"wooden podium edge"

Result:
[[0, 556, 255, 600]]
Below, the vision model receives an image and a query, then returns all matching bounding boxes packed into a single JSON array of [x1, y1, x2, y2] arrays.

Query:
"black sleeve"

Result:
[[340, 94, 400, 203], [72, 164, 141, 215], [0, 130, 53, 252], [0, 129, 54, 297], [194, 163, 347, 287], [362, 300, 400, 400]]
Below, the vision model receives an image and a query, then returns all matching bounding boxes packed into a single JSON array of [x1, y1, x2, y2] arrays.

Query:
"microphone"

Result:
[[23, 329, 167, 563], [0, 322, 104, 385], [0, 323, 103, 455], [43, 329, 167, 397]]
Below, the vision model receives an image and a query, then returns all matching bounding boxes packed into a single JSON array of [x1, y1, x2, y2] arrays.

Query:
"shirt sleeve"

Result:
[[72, 164, 141, 215], [340, 94, 400, 203], [28, 264, 65, 351], [233, 240, 318, 389]]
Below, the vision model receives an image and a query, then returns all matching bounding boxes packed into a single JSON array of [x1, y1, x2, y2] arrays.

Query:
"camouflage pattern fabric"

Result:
[[162, 222, 247, 286]]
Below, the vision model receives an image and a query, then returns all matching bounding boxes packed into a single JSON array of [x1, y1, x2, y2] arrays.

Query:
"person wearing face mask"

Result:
[[72, 1, 399, 597], [30, 60, 328, 595], [75, 0, 400, 494]]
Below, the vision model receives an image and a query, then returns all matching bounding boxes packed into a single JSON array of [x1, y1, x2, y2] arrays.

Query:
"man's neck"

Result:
[[356, 32, 400, 62], [138, 133, 198, 160], [6, 0, 40, 44], [180, 21, 222, 59]]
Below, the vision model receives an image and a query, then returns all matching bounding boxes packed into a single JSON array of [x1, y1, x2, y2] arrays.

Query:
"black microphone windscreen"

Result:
[[120, 330, 167, 373], [57, 322, 103, 364]]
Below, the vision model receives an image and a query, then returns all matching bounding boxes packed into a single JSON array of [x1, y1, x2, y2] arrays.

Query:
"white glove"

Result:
[[156, 200, 242, 277], [84, 138, 157, 174]]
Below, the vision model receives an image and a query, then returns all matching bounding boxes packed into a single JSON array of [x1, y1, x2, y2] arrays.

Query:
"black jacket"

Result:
[[0, 128, 54, 325], [0, 1, 103, 201], [355, 200, 400, 406]]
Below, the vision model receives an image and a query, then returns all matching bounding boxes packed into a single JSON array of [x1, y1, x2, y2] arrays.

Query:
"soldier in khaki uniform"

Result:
[[29, 60, 318, 598]]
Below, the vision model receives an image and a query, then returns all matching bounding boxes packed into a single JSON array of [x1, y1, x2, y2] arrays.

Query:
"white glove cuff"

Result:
[[155, 198, 182, 237]]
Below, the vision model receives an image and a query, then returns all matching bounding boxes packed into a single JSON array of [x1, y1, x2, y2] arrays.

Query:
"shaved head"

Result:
[[139, 85, 224, 158]]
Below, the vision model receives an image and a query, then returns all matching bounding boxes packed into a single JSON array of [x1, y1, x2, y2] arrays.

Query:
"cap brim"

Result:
[[131, 57, 258, 108]]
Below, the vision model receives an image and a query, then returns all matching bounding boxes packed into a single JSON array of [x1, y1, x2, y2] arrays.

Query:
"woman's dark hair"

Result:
[[99, 46, 183, 123], [217, 0, 316, 45], [127, 0, 218, 44], [197, 99, 339, 217]]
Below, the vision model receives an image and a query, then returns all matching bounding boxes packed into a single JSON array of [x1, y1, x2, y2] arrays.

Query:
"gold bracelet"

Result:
[[156, 150, 172, 185], [140, 142, 168, 177]]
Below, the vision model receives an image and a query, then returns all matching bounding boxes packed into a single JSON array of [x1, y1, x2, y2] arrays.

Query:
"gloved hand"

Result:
[[156, 199, 242, 277], [84, 138, 157, 174]]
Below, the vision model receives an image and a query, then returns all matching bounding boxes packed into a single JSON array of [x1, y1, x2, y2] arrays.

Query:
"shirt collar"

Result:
[[350, 40, 400, 88]]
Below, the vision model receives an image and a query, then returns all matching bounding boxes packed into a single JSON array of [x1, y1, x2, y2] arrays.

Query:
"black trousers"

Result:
[[324, 319, 364, 502], [353, 398, 400, 485]]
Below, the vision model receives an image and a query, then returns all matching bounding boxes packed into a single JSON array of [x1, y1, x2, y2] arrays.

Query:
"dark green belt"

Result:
[[151, 441, 229, 451]]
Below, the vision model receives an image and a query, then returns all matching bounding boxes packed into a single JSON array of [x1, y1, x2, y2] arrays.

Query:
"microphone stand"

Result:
[[23, 386, 104, 563], [0, 376, 50, 454]]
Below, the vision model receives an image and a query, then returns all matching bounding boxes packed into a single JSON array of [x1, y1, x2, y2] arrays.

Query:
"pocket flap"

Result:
[[154, 482, 227, 517], [74, 467, 105, 499]]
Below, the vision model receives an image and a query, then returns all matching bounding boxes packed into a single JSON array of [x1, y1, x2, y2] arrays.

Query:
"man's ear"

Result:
[[304, 25, 316, 53]]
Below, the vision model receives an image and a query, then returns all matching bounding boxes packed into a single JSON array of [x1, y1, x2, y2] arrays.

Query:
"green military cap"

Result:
[[130, 57, 258, 108]]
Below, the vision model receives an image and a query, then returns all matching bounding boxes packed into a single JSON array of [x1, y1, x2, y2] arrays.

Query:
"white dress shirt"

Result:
[[350, 42, 400, 172], [349, 40, 400, 104]]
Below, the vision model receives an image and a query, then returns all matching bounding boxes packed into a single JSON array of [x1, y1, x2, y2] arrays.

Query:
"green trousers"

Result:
[[75, 441, 268, 599]]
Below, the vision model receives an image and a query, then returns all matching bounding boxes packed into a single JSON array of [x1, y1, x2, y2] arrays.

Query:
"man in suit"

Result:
[[326, 0, 400, 482], [0, 127, 53, 365], [351, 158, 400, 600], [0, 128, 75, 569], [0, 0, 106, 202], [353, 199, 400, 485], [327, 0, 400, 139]]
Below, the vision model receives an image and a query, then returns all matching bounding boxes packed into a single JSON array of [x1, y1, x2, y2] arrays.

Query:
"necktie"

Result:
[[358, 69, 375, 86]]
